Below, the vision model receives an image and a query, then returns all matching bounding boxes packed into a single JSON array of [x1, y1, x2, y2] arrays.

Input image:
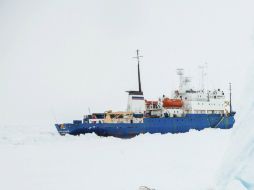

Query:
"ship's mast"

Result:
[[133, 49, 143, 92], [229, 82, 232, 113]]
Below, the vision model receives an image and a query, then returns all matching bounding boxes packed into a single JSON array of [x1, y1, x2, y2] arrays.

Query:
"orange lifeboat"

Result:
[[162, 98, 183, 108]]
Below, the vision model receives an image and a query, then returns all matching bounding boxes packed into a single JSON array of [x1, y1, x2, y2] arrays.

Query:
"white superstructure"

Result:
[[126, 91, 146, 113], [171, 69, 229, 114]]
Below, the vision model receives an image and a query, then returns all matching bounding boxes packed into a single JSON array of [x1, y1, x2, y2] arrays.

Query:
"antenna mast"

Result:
[[229, 83, 232, 113], [198, 63, 208, 91], [177, 68, 184, 92], [133, 49, 143, 92]]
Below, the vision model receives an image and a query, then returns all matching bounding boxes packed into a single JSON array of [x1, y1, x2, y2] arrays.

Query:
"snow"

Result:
[[216, 104, 254, 190], [0, 125, 232, 190]]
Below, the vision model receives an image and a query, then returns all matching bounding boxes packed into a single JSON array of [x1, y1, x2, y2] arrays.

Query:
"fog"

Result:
[[1, 0, 254, 126]]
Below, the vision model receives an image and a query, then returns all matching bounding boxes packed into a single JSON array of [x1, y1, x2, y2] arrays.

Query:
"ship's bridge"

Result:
[[175, 89, 228, 114]]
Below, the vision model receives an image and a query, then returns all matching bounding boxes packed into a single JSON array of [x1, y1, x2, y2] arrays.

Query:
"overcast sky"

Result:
[[1, 0, 254, 126]]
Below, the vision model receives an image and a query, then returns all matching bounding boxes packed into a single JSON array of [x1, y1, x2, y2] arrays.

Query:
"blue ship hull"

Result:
[[55, 113, 235, 138]]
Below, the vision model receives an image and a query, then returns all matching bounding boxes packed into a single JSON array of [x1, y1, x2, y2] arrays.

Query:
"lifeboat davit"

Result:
[[162, 98, 183, 108]]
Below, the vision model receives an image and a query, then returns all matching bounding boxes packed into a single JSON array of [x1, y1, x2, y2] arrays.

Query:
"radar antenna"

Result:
[[198, 63, 208, 91], [177, 68, 184, 91]]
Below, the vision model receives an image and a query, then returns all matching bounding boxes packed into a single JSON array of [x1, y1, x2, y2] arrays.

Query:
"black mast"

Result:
[[127, 50, 143, 95], [134, 49, 143, 92]]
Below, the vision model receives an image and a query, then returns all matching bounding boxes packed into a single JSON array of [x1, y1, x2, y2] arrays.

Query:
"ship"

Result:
[[55, 50, 236, 138]]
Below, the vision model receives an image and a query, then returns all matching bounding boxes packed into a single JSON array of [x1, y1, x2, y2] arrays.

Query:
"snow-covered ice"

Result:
[[215, 66, 254, 190], [0, 124, 233, 190]]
